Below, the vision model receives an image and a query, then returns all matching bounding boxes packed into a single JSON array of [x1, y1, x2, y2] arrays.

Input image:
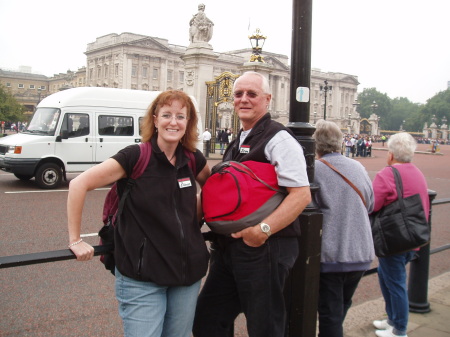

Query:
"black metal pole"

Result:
[[323, 89, 327, 120], [285, 1, 322, 337], [408, 189, 437, 313]]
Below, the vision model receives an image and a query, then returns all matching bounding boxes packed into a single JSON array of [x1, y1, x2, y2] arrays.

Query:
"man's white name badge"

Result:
[[178, 177, 192, 188], [240, 145, 250, 154]]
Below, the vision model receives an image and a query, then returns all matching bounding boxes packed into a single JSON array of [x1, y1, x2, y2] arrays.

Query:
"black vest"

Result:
[[223, 113, 301, 237]]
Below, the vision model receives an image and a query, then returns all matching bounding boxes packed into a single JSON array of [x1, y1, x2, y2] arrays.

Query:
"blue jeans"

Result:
[[318, 271, 365, 337], [377, 251, 415, 336], [115, 268, 201, 337], [345, 146, 352, 157], [193, 236, 298, 337]]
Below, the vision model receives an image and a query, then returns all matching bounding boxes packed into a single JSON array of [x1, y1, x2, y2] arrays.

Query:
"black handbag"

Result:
[[370, 166, 430, 257]]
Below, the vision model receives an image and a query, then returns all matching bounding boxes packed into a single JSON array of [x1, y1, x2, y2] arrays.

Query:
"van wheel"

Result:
[[35, 163, 62, 189], [14, 173, 33, 181]]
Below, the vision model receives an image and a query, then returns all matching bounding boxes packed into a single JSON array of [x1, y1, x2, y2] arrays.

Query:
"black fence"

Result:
[[1, 192, 449, 336]]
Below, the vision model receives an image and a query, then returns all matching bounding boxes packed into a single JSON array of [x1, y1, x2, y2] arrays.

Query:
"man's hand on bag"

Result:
[[231, 225, 267, 247]]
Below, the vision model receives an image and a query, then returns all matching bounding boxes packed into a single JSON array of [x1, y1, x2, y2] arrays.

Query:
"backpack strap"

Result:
[[131, 142, 152, 179], [184, 149, 197, 177], [116, 142, 152, 221]]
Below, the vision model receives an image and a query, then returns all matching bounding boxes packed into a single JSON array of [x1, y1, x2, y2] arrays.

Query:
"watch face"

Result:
[[261, 223, 270, 232]]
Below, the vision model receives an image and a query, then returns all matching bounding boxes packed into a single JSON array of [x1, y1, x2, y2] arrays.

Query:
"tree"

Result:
[[391, 97, 421, 132], [356, 88, 450, 133], [0, 84, 25, 122], [419, 89, 450, 130], [356, 88, 392, 130]]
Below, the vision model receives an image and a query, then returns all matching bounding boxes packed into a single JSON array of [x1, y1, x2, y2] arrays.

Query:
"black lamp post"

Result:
[[319, 80, 332, 120], [377, 116, 381, 134], [352, 99, 360, 113], [248, 28, 266, 63], [431, 114, 437, 127], [34, 88, 43, 112], [371, 100, 378, 114]]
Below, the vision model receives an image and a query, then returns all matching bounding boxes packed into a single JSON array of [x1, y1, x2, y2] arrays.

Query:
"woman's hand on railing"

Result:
[[69, 241, 95, 261]]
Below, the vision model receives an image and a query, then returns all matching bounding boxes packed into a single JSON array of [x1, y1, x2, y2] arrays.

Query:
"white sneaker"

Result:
[[375, 329, 407, 337], [373, 319, 393, 330]]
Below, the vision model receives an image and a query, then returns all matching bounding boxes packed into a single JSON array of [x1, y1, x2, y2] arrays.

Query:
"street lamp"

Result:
[[348, 113, 352, 133], [248, 28, 266, 63], [352, 99, 360, 113], [371, 100, 378, 114], [319, 80, 332, 120], [400, 120, 405, 131], [441, 116, 447, 125], [431, 114, 437, 125]]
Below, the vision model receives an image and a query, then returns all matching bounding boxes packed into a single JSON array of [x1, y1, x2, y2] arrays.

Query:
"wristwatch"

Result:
[[260, 222, 272, 237]]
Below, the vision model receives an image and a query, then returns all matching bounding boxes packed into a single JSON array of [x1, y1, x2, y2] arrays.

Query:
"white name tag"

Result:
[[240, 145, 250, 154], [178, 177, 192, 188]]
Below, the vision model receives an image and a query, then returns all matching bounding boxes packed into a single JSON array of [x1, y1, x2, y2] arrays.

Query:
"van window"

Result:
[[27, 108, 61, 136], [60, 113, 90, 138], [139, 117, 144, 135], [98, 115, 134, 136]]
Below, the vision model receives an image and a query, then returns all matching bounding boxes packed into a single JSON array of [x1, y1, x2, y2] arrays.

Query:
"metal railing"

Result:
[[362, 192, 450, 314], [0, 192, 448, 336]]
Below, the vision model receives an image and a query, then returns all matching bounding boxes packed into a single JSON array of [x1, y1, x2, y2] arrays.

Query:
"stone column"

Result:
[[181, 43, 218, 125]]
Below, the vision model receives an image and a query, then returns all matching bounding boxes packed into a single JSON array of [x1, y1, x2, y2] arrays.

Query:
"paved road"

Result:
[[0, 143, 449, 336]]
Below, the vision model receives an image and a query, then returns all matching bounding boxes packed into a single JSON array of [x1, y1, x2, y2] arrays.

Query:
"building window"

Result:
[[18, 84, 24, 89], [104, 65, 108, 78], [6, 82, 11, 87], [30, 84, 35, 89], [143, 67, 148, 78], [167, 70, 173, 82], [115, 64, 119, 77], [89, 68, 94, 79], [153, 68, 158, 80], [97, 67, 101, 78], [40, 85, 46, 90], [132, 65, 137, 77], [179, 71, 184, 83]]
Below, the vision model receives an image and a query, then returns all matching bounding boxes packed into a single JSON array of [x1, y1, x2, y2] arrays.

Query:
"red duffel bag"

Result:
[[202, 161, 286, 235]]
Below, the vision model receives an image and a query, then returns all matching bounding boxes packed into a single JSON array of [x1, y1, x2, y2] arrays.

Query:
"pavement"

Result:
[[206, 146, 450, 337], [344, 271, 450, 337]]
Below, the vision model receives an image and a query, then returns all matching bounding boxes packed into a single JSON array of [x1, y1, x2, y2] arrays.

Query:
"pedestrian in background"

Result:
[[372, 133, 429, 337], [313, 120, 375, 337], [219, 128, 229, 155], [202, 127, 212, 158]]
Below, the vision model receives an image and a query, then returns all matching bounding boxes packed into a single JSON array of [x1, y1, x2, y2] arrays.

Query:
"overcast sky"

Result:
[[0, 0, 448, 104]]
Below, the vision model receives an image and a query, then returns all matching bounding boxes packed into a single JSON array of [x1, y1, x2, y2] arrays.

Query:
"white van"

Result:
[[0, 87, 203, 189]]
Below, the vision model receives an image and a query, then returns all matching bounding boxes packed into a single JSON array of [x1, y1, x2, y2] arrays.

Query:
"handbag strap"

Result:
[[318, 158, 367, 207], [390, 166, 406, 208]]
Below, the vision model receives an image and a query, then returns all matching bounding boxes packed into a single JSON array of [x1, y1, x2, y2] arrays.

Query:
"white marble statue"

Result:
[[189, 3, 214, 43]]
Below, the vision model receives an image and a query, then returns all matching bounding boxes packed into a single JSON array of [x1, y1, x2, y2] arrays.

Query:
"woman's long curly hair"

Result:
[[140, 90, 199, 152]]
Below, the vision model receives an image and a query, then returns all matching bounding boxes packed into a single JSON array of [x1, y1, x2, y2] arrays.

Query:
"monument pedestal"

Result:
[[181, 44, 218, 122], [239, 61, 272, 79]]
